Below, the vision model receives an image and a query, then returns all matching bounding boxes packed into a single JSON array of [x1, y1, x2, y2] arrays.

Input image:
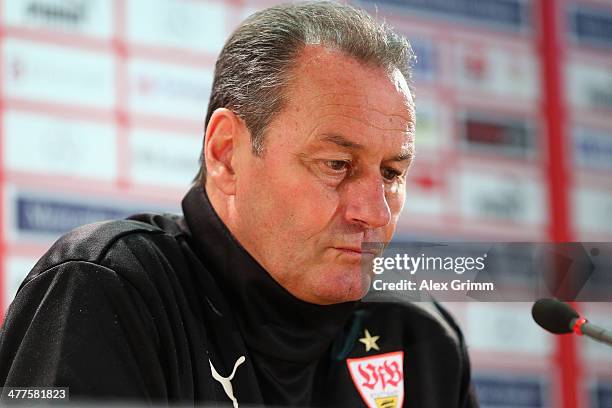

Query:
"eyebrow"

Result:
[[319, 133, 413, 162], [394, 150, 413, 162], [320, 133, 364, 149]]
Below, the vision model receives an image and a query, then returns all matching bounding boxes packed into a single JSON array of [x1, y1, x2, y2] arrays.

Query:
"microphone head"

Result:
[[532, 298, 579, 334]]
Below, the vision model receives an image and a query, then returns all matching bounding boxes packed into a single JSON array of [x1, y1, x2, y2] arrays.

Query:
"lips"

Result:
[[332, 247, 380, 256]]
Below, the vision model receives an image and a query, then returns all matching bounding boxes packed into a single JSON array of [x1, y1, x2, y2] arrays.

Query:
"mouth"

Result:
[[331, 247, 380, 258]]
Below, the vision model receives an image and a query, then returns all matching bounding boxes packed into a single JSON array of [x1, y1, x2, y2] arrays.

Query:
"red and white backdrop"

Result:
[[0, 1, 611, 407]]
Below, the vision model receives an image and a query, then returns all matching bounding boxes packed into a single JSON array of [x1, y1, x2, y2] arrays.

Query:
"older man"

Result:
[[0, 2, 478, 407]]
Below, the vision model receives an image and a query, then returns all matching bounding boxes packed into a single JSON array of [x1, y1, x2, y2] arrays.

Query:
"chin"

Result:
[[314, 268, 372, 304]]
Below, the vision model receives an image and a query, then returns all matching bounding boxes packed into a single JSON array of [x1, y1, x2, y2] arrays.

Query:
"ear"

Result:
[[204, 108, 247, 195]]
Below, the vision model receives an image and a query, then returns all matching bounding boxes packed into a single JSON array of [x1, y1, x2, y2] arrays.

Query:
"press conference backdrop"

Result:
[[0, 0, 611, 407]]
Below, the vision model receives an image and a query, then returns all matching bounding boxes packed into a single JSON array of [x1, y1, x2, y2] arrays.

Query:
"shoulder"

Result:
[[2, 213, 197, 373], [21, 214, 186, 290]]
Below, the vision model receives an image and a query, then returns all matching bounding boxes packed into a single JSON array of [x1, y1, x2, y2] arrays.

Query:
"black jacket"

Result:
[[0, 186, 478, 407]]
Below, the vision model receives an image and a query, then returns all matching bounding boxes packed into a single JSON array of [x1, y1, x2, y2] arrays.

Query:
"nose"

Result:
[[343, 174, 392, 229]]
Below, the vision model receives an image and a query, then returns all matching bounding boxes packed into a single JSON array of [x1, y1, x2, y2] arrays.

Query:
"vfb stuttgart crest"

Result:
[[347, 351, 404, 408]]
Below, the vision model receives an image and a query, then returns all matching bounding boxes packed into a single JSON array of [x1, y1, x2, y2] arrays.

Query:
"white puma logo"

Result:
[[209, 355, 246, 408]]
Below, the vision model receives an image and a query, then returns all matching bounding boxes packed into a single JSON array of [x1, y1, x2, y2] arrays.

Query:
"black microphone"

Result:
[[532, 298, 612, 347]]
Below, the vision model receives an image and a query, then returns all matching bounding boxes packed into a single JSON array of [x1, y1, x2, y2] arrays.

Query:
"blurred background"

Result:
[[0, 0, 610, 407]]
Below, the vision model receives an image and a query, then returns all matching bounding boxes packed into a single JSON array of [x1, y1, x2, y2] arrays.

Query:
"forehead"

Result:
[[281, 46, 415, 148]]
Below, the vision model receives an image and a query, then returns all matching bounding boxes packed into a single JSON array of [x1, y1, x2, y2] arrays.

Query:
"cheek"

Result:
[[245, 164, 339, 239], [281, 181, 340, 235]]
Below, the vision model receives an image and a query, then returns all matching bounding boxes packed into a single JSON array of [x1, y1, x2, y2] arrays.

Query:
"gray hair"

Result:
[[194, 1, 415, 184]]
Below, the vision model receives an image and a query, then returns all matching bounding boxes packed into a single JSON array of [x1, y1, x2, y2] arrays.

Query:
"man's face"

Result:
[[231, 46, 415, 305]]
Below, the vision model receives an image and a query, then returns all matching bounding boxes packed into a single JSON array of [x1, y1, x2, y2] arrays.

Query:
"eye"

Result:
[[324, 160, 350, 173], [381, 167, 403, 182]]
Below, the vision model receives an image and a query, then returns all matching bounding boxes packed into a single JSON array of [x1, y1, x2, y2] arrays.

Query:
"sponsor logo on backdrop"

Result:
[[128, 60, 212, 120], [455, 45, 538, 100], [132, 143, 197, 176], [16, 196, 136, 236], [463, 51, 487, 81], [573, 127, 612, 172], [573, 188, 612, 237], [4, 0, 112, 37], [570, 6, 612, 49], [3, 39, 115, 108], [360, 0, 529, 31], [473, 375, 546, 407], [347, 352, 404, 408], [458, 170, 544, 225], [26, 0, 88, 25], [460, 113, 534, 158], [589, 87, 612, 111], [465, 304, 550, 354], [130, 129, 200, 188], [567, 62, 612, 111], [162, 3, 205, 43], [403, 172, 445, 217], [477, 185, 522, 220], [8, 54, 104, 94], [6, 188, 179, 241], [4, 111, 117, 180], [127, 0, 226, 53], [136, 74, 207, 103]]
